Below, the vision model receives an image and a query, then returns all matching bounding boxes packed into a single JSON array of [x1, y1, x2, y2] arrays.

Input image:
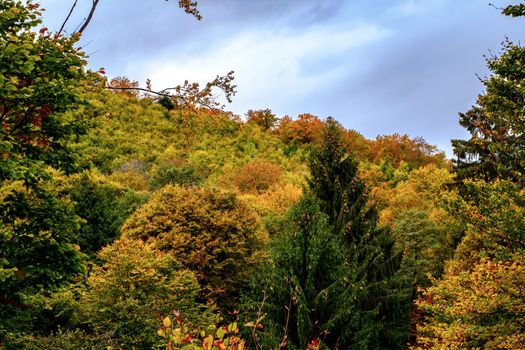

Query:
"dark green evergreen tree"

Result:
[[307, 118, 411, 349], [243, 194, 354, 349]]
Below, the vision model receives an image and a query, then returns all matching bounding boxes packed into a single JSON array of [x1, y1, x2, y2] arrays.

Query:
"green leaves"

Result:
[[502, 4, 525, 17], [122, 185, 266, 310], [452, 39, 525, 184], [414, 180, 525, 349], [79, 238, 212, 349], [0, 0, 90, 340]]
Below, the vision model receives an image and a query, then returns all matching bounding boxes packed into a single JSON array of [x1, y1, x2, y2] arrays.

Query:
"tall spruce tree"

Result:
[[244, 195, 353, 349], [308, 118, 411, 349]]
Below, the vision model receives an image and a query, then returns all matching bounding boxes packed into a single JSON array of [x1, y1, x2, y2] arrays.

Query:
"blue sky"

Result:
[[40, 0, 525, 155]]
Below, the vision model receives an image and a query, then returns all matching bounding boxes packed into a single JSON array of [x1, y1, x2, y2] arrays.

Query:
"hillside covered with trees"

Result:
[[0, 1, 524, 349]]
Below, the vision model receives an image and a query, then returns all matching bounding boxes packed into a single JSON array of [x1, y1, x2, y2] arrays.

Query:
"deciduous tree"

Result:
[[452, 39, 525, 183], [0, 1, 87, 330], [121, 185, 267, 309]]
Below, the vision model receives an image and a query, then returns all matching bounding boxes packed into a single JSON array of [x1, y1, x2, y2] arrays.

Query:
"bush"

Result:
[[122, 185, 267, 309], [68, 173, 148, 256], [3, 329, 99, 350], [149, 164, 202, 190], [233, 159, 282, 193], [108, 169, 149, 191], [79, 238, 212, 349]]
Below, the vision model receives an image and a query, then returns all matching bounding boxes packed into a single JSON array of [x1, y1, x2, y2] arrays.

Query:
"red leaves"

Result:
[[32, 104, 52, 128], [307, 338, 320, 350]]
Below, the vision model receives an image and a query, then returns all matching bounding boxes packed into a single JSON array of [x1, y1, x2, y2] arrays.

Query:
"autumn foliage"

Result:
[[276, 113, 324, 145], [121, 185, 267, 308], [4, 1, 525, 349], [233, 158, 282, 193], [109, 76, 140, 97]]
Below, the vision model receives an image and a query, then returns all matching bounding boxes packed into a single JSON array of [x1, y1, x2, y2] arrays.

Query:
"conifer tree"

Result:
[[245, 195, 351, 349], [308, 118, 411, 349], [413, 8, 525, 348]]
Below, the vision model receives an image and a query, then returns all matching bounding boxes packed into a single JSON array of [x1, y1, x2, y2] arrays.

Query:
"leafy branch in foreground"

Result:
[[158, 311, 246, 350]]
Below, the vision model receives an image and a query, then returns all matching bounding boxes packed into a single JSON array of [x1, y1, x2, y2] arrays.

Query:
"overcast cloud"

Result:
[[40, 0, 525, 155]]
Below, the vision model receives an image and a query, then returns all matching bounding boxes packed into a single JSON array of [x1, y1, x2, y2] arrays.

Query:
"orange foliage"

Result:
[[109, 76, 140, 98], [276, 113, 324, 145], [246, 109, 277, 130], [233, 159, 282, 193], [368, 133, 446, 168], [343, 129, 370, 158]]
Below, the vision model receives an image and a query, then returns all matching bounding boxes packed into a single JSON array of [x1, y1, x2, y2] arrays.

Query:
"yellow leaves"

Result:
[[202, 334, 214, 350], [414, 254, 525, 349], [216, 327, 226, 340], [239, 183, 302, 218]]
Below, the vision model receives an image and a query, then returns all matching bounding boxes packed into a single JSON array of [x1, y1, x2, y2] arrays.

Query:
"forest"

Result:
[[0, 1, 524, 349]]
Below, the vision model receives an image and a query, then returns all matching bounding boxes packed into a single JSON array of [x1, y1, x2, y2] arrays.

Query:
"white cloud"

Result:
[[125, 23, 391, 115], [393, 0, 445, 16]]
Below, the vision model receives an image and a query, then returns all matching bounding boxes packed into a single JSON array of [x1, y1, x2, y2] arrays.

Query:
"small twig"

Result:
[[250, 291, 268, 350], [281, 298, 292, 348], [107, 86, 171, 97]]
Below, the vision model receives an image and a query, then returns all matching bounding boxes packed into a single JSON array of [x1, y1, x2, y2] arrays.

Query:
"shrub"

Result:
[[68, 173, 148, 256], [79, 238, 212, 349], [2, 329, 99, 350], [149, 164, 203, 190], [233, 159, 282, 193], [157, 313, 247, 350], [122, 185, 267, 309], [108, 169, 149, 191]]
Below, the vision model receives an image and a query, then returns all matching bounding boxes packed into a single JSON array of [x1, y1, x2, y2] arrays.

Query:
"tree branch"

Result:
[[58, 0, 78, 36], [67, 0, 202, 37], [76, 0, 100, 35], [106, 86, 215, 110], [106, 71, 236, 110]]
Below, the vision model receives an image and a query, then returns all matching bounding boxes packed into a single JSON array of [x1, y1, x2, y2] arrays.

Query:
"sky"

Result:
[[39, 0, 525, 156]]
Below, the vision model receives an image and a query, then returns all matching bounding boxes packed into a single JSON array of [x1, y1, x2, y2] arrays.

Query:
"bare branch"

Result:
[[106, 86, 172, 97], [64, 0, 202, 37], [77, 0, 100, 35], [58, 0, 78, 36]]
